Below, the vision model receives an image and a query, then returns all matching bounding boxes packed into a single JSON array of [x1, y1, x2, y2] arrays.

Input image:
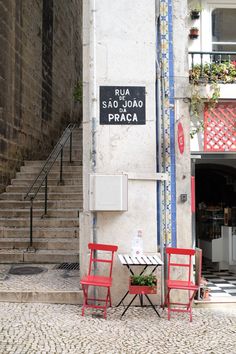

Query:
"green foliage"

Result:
[[190, 82, 220, 117], [188, 61, 233, 137], [190, 61, 236, 84], [130, 274, 157, 287], [73, 81, 83, 103], [190, 2, 202, 12]]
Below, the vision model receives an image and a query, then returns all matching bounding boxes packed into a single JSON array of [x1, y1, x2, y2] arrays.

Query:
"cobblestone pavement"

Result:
[[0, 303, 236, 354], [0, 264, 80, 291]]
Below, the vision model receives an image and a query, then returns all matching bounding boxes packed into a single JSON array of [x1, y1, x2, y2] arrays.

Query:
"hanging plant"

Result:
[[189, 82, 220, 138], [191, 10, 201, 19], [190, 2, 202, 19], [189, 27, 199, 39]]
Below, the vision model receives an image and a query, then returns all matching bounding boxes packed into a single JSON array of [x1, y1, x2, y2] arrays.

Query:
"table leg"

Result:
[[116, 290, 129, 307], [120, 294, 138, 319], [139, 294, 143, 307], [144, 294, 161, 317]]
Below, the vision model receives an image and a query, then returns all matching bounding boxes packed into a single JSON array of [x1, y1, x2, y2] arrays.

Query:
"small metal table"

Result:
[[117, 253, 163, 318]]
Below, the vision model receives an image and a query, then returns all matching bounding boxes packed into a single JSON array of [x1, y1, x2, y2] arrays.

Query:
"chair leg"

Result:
[[188, 290, 197, 322], [108, 287, 112, 307], [167, 289, 171, 321], [189, 293, 193, 322], [81, 284, 88, 316]]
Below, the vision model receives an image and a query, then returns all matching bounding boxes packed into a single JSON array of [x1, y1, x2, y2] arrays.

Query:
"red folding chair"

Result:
[[165, 247, 202, 322], [80, 243, 118, 319]]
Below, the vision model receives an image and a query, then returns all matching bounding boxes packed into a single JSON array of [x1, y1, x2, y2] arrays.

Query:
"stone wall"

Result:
[[0, 0, 82, 191]]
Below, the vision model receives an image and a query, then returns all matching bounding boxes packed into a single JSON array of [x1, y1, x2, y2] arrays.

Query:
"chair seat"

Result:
[[80, 275, 112, 287], [167, 279, 198, 291]]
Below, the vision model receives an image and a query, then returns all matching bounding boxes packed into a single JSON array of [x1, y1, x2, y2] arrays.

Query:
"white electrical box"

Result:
[[89, 174, 128, 211]]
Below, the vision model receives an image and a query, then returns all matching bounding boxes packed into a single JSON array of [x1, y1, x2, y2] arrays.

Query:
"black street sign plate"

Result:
[[100, 86, 146, 125]]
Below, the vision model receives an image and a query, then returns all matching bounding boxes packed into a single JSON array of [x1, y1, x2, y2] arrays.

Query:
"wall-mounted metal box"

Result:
[[89, 174, 128, 211]]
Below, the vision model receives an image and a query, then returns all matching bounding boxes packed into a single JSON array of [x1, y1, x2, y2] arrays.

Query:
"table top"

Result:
[[118, 254, 163, 266]]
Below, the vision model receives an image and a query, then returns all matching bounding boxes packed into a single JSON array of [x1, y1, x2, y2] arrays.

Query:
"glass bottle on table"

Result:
[[131, 230, 143, 257]]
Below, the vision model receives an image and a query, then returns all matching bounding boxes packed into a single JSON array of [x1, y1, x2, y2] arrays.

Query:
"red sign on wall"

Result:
[[177, 122, 185, 154]]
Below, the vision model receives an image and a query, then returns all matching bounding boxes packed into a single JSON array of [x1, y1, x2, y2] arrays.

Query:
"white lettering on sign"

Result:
[[102, 100, 118, 109], [108, 113, 138, 123], [123, 100, 143, 108], [115, 89, 130, 96]]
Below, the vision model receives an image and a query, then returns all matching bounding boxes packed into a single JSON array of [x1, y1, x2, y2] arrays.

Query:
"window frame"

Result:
[[202, 1, 236, 52]]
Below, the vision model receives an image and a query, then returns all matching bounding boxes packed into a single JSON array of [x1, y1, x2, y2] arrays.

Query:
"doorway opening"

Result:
[[192, 153, 236, 301]]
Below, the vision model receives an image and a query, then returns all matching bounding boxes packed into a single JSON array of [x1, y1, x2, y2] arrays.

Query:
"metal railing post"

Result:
[[69, 132, 73, 163], [24, 124, 76, 248], [30, 198, 33, 248], [200, 53, 203, 78], [44, 175, 48, 215], [59, 148, 64, 185]]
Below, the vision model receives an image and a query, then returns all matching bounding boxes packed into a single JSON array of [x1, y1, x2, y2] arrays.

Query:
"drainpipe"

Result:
[[90, 0, 97, 247], [156, 0, 167, 307]]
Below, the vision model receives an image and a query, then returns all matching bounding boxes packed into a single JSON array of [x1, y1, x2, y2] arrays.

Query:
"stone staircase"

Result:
[[0, 127, 82, 264]]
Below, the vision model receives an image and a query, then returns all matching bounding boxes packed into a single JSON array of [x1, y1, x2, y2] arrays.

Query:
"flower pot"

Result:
[[203, 288, 210, 300], [191, 10, 200, 19], [129, 278, 157, 294], [189, 28, 199, 39], [129, 284, 157, 294]]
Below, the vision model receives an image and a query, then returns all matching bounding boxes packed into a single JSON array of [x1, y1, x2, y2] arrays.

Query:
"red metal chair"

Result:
[[165, 247, 202, 322], [80, 243, 118, 319]]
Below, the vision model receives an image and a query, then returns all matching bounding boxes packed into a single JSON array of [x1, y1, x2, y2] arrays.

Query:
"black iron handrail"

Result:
[[24, 123, 76, 248], [189, 51, 236, 66]]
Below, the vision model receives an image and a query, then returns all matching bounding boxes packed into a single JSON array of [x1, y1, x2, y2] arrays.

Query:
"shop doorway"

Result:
[[192, 153, 236, 300]]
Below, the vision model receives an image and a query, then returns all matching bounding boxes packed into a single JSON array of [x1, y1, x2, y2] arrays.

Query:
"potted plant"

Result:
[[190, 2, 202, 19], [190, 6, 202, 19], [199, 277, 211, 300], [189, 27, 199, 39], [203, 287, 210, 300], [129, 274, 157, 294]]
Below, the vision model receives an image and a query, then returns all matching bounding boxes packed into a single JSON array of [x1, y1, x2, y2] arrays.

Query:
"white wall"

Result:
[[82, 0, 158, 303], [173, 0, 192, 247]]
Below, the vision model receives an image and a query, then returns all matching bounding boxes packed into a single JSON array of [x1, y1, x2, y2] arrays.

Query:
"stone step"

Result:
[[0, 291, 83, 305], [0, 227, 79, 238], [0, 192, 83, 201], [0, 209, 79, 218], [20, 165, 83, 173], [6, 185, 82, 194], [0, 217, 79, 228], [0, 260, 83, 304], [58, 151, 82, 158], [0, 200, 82, 209], [15, 170, 82, 180], [24, 160, 82, 167], [11, 178, 83, 186], [0, 237, 79, 250], [0, 249, 79, 263]]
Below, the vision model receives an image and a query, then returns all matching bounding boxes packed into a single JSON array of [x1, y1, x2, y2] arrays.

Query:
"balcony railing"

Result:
[[189, 51, 236, 84]]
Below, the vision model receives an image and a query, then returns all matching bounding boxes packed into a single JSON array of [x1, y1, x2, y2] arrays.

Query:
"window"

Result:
[[212, 8, 236, 52]]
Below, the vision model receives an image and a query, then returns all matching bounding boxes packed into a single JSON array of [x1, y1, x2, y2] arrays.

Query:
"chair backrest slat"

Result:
[[169, 262, 191, 267], [166, 247, 195, 256], [166, 247, 197, 284], [91, 258, 112, 264], [88, 243, 118, 252], [88, 243, 118, 277]]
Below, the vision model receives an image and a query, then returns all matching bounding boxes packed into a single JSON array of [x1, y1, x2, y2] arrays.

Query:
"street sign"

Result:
[[100, 86, 146, 125]]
